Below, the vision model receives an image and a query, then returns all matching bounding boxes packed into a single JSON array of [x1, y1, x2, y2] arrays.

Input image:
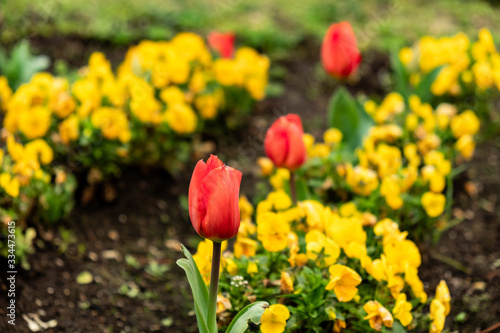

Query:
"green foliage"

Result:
[[225, 301, 268, 333], [2, 0, 500, 56], [38, 171, 77, 224], [177, 244, 210, 333], [414, 67, 443, 103], [0, 40, 49, 89], [327, 87, 374, 151]]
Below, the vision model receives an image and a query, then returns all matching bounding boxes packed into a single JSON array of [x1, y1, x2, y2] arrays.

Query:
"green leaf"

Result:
[[327, 87, 373, 152], [226, 301, 269, 333], [176, 244, 210, 333], [414, 66, 442, 103], [390, 49, 409, 99], [392, 320, 407, 333], [0, 40, 50, 90], [295, 178, 309, 201]]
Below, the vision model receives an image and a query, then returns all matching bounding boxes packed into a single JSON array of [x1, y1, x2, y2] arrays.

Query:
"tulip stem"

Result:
[[290, 171, 297, 205], [208, 241, 222, 333]]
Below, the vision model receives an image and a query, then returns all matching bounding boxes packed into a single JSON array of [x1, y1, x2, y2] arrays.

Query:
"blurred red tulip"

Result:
[[321, 21, 361, 78], [188, 155, 242, 242], [208, 32, 235, 58], [264, 114, 307, 171]]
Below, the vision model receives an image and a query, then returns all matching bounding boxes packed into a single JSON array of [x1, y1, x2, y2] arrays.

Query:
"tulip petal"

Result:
[[285, 114, 304, 132], [206, 154, 224, 172], [284, 122, 307, 170], [188, 159, 208, 235], [264, 120, 289, 166], [201, 166, 242, 241], [321, 21, 361, 78]]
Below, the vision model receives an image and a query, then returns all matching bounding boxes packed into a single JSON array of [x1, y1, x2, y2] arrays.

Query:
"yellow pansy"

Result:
[[325, 209, 366, 249], [309, 143, 330, 158], [384, 238, 421, 272], [305, 230, 340, 267], [288, 244, 308, 268], [302, 133, 315, 152], [234, 237, 257, 259], [392, 293, 413, 327], [450, 110, 480, 138], [404, 264, 428, 303], [239, 196, 254, 221], [380, 176, 403, 210], [421, 192, 446, 217], [238, 219, 256, 238], [299, 200, 326, 231], [260, 304, 290, 333], [195, 93, 221, 119], [18, 106, 52, 139], [257, 212, 290, 252], [247, 261, 258, 275], [325, 265, 362, 302], [0, 173, 20, 197], [455, 135, 475, 160], [216, 295, 232, 314], [59, 115, 80, 144], [257, 157, 274, 176], [429, 299, 446, 333], [91, 107, 131, 143], [424, 151, 451, 176], [333, 319, 346, 333], [374, 218, 400, 238], [363, 300, 393, 331], [399, 47, 413, 66], [164, 102, 198, 134], [223, 258, 238, 276], [345, 165, 379, 196], [160, 86, 186, 105], [280, 271, 294, 293], [24, 139, 53, 165], [435, 280, 451, 315], [324, 128, 343, 145], [193, 240, 228, 284], [269, 168, 290, 190]]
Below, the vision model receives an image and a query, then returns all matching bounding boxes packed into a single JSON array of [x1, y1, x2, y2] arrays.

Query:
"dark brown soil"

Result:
[[0, 35, 499, 333]]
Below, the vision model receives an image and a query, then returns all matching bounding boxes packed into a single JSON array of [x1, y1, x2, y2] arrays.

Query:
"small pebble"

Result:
[[118, 214, 128, 223], [88, 252, 99, 261], [55, 258, 64, 267], [47, 287, 54, 295], [108, 230, 119, 241]]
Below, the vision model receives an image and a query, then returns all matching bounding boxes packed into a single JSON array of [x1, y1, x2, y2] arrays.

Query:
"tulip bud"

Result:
[[321, 21, 361, 78], [208, 32, 235, 58], [264, 114, 307, 171], [188, 155, 242, 242]]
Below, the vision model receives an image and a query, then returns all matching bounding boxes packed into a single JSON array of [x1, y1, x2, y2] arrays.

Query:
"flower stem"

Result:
[[290, 171, 297, 205], [208, 241, 222, 333]]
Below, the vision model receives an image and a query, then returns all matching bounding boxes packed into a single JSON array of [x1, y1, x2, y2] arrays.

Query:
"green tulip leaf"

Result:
[[327, 87, 373, 152], [415, 66, 443, 103], [177, 244, 210, 333], [226, 301, 269, 333], [390, 49, 410, 99]]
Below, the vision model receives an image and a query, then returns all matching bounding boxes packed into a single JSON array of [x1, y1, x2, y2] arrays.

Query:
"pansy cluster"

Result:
[[399, 28, 500, 96], [0, 32, 268, 225], [192, 192, 451, 332]]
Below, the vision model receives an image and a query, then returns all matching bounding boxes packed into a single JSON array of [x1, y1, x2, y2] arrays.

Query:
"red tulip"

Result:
[[321, 21, 361, 78], [264, 114, 307, 171], [188, 155, 242, 242], [208, 32, 235, 58]]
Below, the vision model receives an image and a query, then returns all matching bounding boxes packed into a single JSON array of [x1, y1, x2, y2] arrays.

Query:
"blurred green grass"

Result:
[[1, 0, 499, 56]]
